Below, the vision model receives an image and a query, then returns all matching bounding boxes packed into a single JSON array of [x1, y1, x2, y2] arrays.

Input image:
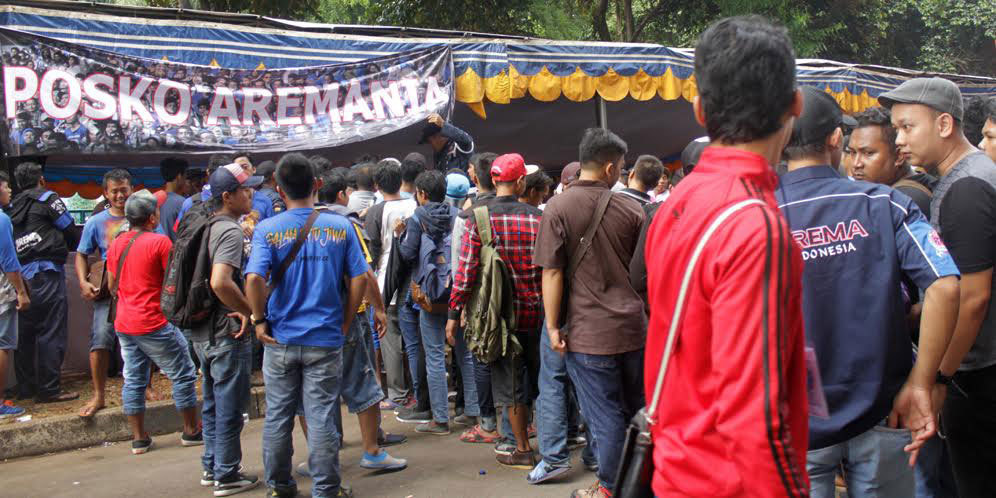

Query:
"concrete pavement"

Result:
[[1, 410, 595, 497]]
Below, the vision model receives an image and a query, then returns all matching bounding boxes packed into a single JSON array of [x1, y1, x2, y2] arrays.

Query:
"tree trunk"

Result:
[[623, 0, 635, 41], [593, 0, 612, 41]]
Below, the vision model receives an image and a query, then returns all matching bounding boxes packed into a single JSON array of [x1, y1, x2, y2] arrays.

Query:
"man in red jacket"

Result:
[[642, 16, 810, 497]]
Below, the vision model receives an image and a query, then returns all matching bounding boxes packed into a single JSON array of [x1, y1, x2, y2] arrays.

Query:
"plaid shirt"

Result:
[[449, 196, 543, 333]]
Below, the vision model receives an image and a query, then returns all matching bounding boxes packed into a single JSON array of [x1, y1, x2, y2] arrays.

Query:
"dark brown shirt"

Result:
[[533, 179, 647, 354]]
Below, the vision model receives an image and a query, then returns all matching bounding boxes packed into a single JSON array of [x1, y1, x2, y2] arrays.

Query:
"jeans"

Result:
[[399, 290, 429, 412], [193, 335, 251, 482], [117, 324, 198, 416], [339, 311, 383, 414], [382, 306, 409, 404], [263, 344, 343, 498], [419, 310, 479, 423], [942, 363, 996, 496], [807, 423, 915, 498], [566, 349, 645, 489], [914, 432, 958, 498], [89, 299, 116, 352], [538, 325, 593, 467], [14, 270, 67, 398]]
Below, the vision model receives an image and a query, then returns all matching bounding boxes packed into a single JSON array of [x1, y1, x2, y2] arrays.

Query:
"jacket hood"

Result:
[[415, 202, 455, 238], [8, 188, 45, 225]]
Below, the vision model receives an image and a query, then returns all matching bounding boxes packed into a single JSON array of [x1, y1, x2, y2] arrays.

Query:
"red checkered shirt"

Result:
[[449, 196, 543, 333]]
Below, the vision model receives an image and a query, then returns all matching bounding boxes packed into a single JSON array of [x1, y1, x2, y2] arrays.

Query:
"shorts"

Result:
[[297, 312, 382, 416], [0, 301, 17, 350], [490, 330, 540, 407], [90, 299, 116, 352]]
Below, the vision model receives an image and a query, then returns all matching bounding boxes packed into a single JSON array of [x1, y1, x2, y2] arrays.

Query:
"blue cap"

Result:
[[446, 173, 470, 200]]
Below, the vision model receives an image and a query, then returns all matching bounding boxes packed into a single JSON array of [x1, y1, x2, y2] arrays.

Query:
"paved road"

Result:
[[2, 411, 596, 497]]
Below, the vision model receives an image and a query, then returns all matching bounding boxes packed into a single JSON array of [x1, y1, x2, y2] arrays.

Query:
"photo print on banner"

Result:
[[0, 26, 454, 156]]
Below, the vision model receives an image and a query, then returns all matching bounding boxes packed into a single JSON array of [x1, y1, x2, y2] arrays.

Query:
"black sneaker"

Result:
[[334, 484, 353, 497], [202, 465, 244, 486], [181, 430, 204, 447], [395, 407, 432, 424], [267, 485, 297, 498], [131, 438, 153, 455], [214, 473, 260, 497]]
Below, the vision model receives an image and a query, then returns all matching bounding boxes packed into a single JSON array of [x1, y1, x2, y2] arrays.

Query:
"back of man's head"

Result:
[[414, 170, 446, 203], [631, 155, 665, 190], [160, 157, 189, 183], [350, 163, 375, 191], [207, 153, 234, 175], [14, 161, 43, 190], [471, 152, 498, 192], [374, 159, 403, 195], [694, 16, 797, 144], [124, 190, 157, 227], [318, 168, 349, 205], [783, 86, 846, 165], [401, 153, 426, 184], [276, 153, 315, 201], [309, 155, 333, 176], [579, 128, 628, 170], [964, 96, 989, 146]]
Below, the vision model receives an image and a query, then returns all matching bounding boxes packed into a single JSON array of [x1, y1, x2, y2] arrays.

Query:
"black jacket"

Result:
[[7, 187, 79, 265]]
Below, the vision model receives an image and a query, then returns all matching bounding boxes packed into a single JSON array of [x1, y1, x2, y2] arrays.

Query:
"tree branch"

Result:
[[632, 0, 669, 41]]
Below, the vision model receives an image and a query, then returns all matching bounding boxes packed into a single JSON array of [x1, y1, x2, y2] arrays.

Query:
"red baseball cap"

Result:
[[491, 153, 538, 182]]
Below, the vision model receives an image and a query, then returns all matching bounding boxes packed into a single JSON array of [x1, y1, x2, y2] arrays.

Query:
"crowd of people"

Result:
[[0, 13, 995, 498]]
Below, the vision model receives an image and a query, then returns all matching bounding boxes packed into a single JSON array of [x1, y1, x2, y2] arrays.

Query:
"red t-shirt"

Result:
[[644, 147, 810, 497], [106, 230, 172, 335]]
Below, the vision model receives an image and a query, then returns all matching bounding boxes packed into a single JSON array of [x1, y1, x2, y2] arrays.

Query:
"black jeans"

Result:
[[14, 270, 68, 399], [942, 362, 996, 496]]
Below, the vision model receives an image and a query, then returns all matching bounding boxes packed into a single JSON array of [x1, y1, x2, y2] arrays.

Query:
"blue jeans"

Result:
[[566, 349, 644, 489], [419, 310, 479, 423], [193, 336, 251, 482], [263, 344, 343, 498], [914, 434, 958, 497], [117, 324, 198, 416], [538, 325, 594, 467], [807, 423, 915, 498], [89, 299, 116, 352], [338, 311, 382, 414], [399, 290, 429, 411]]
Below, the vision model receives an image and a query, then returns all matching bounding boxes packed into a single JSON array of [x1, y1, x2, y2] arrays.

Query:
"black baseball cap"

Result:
[[255, 160, 277, 181], [792, 86, 855, 146], [418, 123, 442, 144], [680, 137, 709, 175], [878, 77, 964, 122], [209, 163, 263, 198]]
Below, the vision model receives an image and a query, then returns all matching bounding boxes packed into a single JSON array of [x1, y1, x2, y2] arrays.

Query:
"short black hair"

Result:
[[103, 168, 132, 188], [986, 97, 996, 124], [309, 155, 333, 176], [401, 153, 425, 184], [276, 153, 316, 200], [207, 153, 234, 174], [374, 159, 403, 195], [471, 152, 498, 191], [160, 157, 189, 183], [414, 170, 446, 203], [853, 107, 898, 153], [0, 171, 10, 187], [14, 161, 43, 190], [354, 153, 378, 164], [694, 16, 796, 143], [318, 168, 349, 204], [350, 163, 375, 191], [523, 170, 554, 197], [783, 139, 829, 161], [579, 128, 628, 169], [233, 151, 254, 165], [963, 96, 989, 146], [632, 155, 665, 188]]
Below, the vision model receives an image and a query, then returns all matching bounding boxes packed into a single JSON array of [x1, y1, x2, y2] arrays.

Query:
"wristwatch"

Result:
[[252, 315, 268, 326], [936, 371, 954, 386]]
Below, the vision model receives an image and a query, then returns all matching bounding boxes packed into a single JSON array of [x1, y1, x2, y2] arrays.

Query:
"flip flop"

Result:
[[460, 425, 499, 444]]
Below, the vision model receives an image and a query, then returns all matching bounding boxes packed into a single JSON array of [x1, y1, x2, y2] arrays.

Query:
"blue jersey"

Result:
[[776, 165, 959, 450]]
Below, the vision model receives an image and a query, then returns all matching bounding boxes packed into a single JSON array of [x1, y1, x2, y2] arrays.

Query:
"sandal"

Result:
[[460, 424, 499, 444]]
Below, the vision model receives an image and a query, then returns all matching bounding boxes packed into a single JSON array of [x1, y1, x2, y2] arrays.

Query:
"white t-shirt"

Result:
[[376, 198, 418, 304]]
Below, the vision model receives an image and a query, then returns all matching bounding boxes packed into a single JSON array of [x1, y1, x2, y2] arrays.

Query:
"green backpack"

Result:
[[464, 206, 520, 363]]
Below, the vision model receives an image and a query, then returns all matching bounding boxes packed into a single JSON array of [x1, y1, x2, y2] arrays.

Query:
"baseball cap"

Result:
[[124, 191, 159, 222], [560, 161, 581, 185], [255, 160, 277, 181], [878, 77, 964, 122], [418, 123, 442, 144], [792, 86, 849, 146], [680, 137, 709, 174], [491, 153, 537, 182], [445, 173, 471, 200], [209, 163, 263, 198]]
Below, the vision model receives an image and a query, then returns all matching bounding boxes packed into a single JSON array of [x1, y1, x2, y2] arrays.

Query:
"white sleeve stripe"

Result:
[[903, 221, 940, 278], [778, 192, 908, 215]]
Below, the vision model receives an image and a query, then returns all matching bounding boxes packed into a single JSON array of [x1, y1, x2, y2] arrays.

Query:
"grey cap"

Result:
[[124, 191, 157, 223], [878, 77, 964, 122]]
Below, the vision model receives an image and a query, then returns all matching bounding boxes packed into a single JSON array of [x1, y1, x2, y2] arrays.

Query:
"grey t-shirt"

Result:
[[190, 216, 244, 341], [932, 151, 996, 371]]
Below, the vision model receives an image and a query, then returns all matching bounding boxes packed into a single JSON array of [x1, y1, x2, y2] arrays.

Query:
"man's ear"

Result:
[[828, 127, 843, 149], [789, 88, 804, 119], [937, 112, 957, 139], [693, 96, 706, 128]]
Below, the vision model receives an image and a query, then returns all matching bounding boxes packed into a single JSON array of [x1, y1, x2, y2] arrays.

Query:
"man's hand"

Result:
[[393, 218, 407, 238], [255, 321, 277, 345], [427, 113, 444, 127], [15, 291, 30, 311], [374, 308, 388, 338], [445, 319, 458, 346], [80, 282, 100, 301], [888, 382, 936, 466], [228, 312, 250, 339], [548, 327, 567, 354]]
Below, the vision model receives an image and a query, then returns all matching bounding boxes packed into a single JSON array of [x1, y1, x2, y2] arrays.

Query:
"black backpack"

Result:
[[161, 202, 224, 330]]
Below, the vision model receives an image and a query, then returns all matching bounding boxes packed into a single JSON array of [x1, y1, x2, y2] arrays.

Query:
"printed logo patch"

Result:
[[929, 231, 949, 255]]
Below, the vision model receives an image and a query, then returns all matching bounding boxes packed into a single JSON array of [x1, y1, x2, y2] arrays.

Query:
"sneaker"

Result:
[[181, 430, 204, 447], [377, 432, 407, 447], [395, 407, 432, 424], [415, 421, 450, 435], [527, 461, 571, 484], [583, 460, 599, 472], [214, 473, 260, 497], [393, 396, 416, 413], [494, 437, 516, 455], [267, 486, 297, 498], [202, 465, 245, 486], [452, 414, 476, 427], [571, 481, 611, 498], [0, 401, 25, 418], [360, 450, 408, 471], [131, 439, 153, 455], [496, 449, 537, 470], [334, 485, 354, 497], [567, 435, 588, 450]]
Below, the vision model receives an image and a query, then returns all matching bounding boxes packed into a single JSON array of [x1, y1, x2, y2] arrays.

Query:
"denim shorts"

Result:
[[297, 315, 382, 415], [490, 330, 540, 407], [0, 301, 17, 350], [90, 299, 116, 352]]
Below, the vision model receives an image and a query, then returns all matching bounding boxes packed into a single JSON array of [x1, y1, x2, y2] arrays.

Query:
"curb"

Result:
[[0, 387, 267, 461]]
